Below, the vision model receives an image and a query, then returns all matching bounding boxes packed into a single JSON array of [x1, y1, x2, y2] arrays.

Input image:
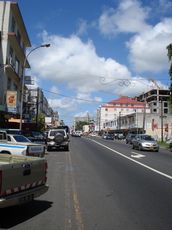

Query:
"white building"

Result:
[[95, 96, 150, 132]]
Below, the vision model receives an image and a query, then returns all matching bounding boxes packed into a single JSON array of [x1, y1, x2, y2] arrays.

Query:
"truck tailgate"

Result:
[[0, 155, 47, 196]]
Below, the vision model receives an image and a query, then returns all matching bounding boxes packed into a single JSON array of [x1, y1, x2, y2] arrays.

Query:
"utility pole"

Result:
[[142, 95, 146, 132], [36, 87, 39, 130], [167, 44, 172, 113], [160, 99, 164, 142]]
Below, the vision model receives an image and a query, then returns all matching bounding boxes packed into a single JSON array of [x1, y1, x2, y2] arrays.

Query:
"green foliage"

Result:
[[75, 121, 89, 130], [167, 95, 172, 114], [32, 113, 46, 131]]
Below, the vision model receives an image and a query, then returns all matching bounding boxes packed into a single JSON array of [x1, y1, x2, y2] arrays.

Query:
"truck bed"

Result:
[[0, 154, 48, 207]]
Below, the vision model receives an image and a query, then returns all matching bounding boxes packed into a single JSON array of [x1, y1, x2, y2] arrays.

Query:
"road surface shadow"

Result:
[[0, 200, 53, 229]]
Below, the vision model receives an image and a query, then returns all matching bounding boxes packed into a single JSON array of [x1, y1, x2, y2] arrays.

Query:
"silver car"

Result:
[[132, 134, 159, 152]]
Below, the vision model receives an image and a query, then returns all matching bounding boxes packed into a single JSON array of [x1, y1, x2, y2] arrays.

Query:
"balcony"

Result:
[[8, 32, 30, 68]]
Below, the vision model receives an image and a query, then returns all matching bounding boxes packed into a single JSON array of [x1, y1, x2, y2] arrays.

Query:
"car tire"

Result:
[[47, 146, 51, 151], [54, 133, 64, 143], [138, 145, 142, 151], [132, 144, 135, 149], [65, 146, 69, 151]]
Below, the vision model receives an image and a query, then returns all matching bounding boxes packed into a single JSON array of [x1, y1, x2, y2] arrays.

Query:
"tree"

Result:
[[75, 121, 89, 130], [32, 113, 45, 131]]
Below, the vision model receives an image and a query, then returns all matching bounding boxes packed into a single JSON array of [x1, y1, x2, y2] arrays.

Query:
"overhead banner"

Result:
[[6, 90, 17, 113]]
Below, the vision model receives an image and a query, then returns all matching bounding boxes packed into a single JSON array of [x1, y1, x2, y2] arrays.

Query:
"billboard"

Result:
[[6, 90, 17, 113]]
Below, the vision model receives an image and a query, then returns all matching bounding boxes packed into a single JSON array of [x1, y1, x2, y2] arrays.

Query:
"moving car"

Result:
[[126, 133, 136, 144], [102, 134, 114, 140], [46, 129, 69, 151], [132, 134, 159, 152]]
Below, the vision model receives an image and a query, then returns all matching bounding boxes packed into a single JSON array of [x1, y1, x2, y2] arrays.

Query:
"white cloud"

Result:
[[76, 19, 88, 36], [98, 0, 151, 36], [97, 0, 172, 73], [30, 30, 132, 95], [127, 18, 172, 72]]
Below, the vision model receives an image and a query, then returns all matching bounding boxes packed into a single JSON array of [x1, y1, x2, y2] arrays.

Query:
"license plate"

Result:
[[19, 194, 34, 203]]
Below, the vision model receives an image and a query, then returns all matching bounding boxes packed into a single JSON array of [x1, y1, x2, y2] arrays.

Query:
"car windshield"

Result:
[[50, 131, 65, 136], [141, 135, 155, 141], [13, 135, 31, 142]]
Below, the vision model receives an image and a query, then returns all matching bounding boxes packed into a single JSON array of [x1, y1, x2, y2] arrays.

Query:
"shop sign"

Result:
[[6, 90, 17, 113]]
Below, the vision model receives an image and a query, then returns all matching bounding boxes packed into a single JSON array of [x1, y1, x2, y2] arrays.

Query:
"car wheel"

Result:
[[65, 146, 69, 151], [47, 146, 51, 151], [132, 144, 135, 149], [138, 145, 142, 151], [54, 133, 64, 143]]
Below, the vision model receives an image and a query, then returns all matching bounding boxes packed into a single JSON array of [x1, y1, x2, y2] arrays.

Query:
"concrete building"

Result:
[[0, 1, 31, 115], [95, 96, 150, 132], [98, 89, 172, 141]]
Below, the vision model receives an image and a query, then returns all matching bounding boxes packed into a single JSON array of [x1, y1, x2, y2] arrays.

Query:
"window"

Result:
[[7, 78, 12, 90], [11, 16, 15, 32], [164, 108, 168, 114], [15, 57, 20, 75], [153, 108, 157, 113], [17, 30, 21, 46], [13, 83, 17, 91], [105, 108, 108, 111], [9, 47, 14, 66], [164, 102, 168, 107]]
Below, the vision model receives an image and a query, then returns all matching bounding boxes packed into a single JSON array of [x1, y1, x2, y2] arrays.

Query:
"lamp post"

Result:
[[19, 44, 50, 130]]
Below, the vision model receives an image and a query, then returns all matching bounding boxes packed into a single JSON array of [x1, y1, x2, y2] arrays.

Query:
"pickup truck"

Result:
[[0, 130, 45, 157], [0, 154, 48, 208]]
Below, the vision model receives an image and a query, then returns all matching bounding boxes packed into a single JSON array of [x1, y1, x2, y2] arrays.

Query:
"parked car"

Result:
[[166, 138, 172, 151], [7, 133, 45, 157], [132, 134, 159, 152], [126, 133, 137, 144], [6, 129, 46, 144], [102, 134, 114, 140], [22, 130, 46, 144], [116, 133, 125, 140], [46, 129, 69, 151]]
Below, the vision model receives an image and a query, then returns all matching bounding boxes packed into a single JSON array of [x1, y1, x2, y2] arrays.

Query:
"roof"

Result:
[[101, 96, 146, 109], [109, 96, 144, 105]]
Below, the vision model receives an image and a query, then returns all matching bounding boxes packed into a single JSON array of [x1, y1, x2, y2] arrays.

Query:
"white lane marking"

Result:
[[91, 139, 172, 180], [131, 152, 145, 158]]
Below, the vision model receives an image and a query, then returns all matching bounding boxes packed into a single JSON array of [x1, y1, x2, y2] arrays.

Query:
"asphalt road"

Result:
[[1, 136, 172, 230]]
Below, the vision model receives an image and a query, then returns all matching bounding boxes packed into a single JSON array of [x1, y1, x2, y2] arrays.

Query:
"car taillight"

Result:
[[0, 170, 2, 195]]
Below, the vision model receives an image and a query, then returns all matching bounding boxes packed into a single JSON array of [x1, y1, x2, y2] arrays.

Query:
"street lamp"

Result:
[[19, 43, 50, 130]]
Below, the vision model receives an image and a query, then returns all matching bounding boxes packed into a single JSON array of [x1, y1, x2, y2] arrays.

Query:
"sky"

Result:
[[17, 0, 172, 126]]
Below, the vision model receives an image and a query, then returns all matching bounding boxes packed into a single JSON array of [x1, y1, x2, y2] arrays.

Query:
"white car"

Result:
[[7, 134, 45, 157]]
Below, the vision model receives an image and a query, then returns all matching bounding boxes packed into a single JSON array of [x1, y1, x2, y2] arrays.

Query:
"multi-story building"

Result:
[[136, 89, 171, 115], [0, 1, 31, 117], [97, 90, 172, 140], [95, 96, 150, 132]]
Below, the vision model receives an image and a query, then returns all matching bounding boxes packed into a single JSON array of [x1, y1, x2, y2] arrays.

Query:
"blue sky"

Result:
[[18, 0, 172, 126]]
